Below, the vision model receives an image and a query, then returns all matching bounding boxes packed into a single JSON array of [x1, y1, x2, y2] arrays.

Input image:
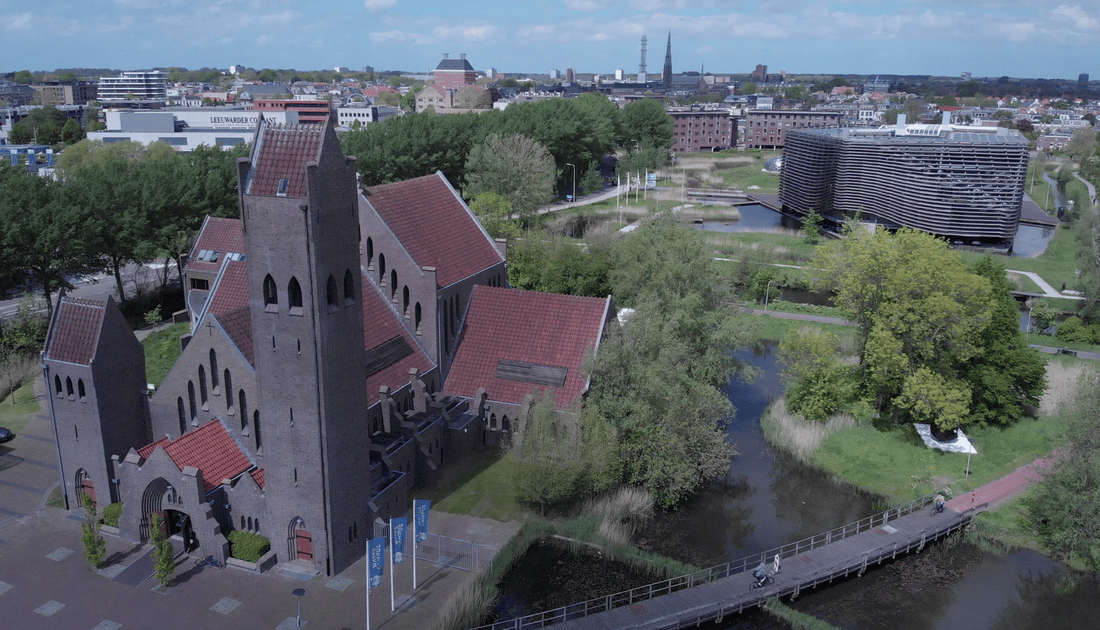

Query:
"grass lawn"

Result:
[[142, 322, 190, 389], [418, 447, 527, 522], [0, 381, 40, 435]]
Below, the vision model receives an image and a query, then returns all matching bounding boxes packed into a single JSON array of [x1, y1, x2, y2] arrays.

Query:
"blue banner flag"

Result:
[[9, 152, 16, 166], [367, 537, 385, 588], [413, 499, 431, 543], [391, 517, 407, 564]]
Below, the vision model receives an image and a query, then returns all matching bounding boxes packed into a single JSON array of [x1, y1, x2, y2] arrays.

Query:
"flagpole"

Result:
[[412, 513, 418, 590], [366, 536, 371, 630], [389, 518, 396, 612]]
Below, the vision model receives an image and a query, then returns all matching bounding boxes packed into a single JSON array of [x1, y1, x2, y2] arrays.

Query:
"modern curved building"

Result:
[[779, 116, 1029, 247]]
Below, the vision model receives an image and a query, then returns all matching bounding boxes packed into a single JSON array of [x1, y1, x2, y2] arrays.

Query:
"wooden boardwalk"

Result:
[[474, 497, 979, 630]]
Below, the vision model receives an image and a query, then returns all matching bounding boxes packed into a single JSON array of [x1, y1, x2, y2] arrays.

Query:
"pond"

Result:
[[694, 204, 1056, 258], [491, 343, 1100, 628]]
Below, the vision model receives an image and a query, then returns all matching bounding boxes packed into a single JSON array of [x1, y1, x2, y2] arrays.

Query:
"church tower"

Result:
[[662, 31, 673, 89], [237, 119, 370, 576]]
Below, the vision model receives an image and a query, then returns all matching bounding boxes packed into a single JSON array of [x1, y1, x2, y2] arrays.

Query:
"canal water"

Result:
[[492, 343, 1100, 628], [695, 204, 1057, 258]]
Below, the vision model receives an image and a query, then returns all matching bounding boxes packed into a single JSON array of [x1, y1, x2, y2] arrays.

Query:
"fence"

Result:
[[469, 495, 942, 630], [373, 520, 496, 574]]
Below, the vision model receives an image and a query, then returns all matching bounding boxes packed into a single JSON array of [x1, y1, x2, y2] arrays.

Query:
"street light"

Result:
[[293, 588, 306, 629], [764, 279, 775, 312], [1026, 306, 1034, 339], [566, 163, 576, 203]]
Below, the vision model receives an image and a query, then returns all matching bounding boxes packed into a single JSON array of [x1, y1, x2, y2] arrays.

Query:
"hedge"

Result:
[[227, 529, 271, 563]]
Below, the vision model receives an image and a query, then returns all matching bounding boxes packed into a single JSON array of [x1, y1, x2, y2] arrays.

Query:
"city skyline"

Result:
[[1, 1, 1097, 81]]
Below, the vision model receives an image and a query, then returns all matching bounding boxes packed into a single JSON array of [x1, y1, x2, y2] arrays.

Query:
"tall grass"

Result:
[[1, 354, 39, 404], [1039, 359, 1094, 417], [761, 598, 843, 630], [761, 397, 857, 463]]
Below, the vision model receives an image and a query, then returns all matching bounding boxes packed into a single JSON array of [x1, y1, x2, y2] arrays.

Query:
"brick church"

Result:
[[42, 118, 614, 576]]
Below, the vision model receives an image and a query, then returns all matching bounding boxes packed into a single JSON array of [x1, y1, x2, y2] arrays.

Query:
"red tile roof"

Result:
[[186, 217, 245, 275], [364, 173, 503, 288], [138, 419, 253, 492], [445, 286, 610, 408], [45, 296, 107, 365], [250, 468, 266, 489], [206, 259, 254, 367], [247, 122, 325, 198], [361, 272, 434, 406]]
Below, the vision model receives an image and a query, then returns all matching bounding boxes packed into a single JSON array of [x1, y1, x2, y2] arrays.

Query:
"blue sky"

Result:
[[3, 1, 1097, 80]]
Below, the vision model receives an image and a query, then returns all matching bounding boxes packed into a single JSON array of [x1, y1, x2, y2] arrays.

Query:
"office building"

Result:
[[779, 115, 1029, 247], [97, 71, 168, 102]]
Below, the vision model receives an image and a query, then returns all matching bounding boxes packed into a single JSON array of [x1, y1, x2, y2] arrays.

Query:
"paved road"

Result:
[[0, 376, 522, 630], [0, 263, 176, 321]]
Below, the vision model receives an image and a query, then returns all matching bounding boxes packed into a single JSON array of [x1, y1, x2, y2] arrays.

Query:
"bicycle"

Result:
[[195, 555, 223, 568], [751, 574, 774, 589], [930, 502, 945, 517]]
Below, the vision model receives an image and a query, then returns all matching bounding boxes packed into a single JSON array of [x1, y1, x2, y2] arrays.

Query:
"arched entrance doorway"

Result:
[[288, 517, 313, 562], [75, 469, 96, 507], [139, 478, 196, 550]]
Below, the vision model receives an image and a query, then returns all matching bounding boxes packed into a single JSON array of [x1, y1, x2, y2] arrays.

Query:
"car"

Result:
[[0, 427, 13, 443]]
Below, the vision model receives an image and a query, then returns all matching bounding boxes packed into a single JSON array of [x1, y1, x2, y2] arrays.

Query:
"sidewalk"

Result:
[[0, 376, 523, 630], [946, 452, 1059, 512]]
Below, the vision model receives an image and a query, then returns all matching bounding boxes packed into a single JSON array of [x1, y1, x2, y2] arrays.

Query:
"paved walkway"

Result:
[[946, 452, 1059, 512], [0, 376, 523, 630]]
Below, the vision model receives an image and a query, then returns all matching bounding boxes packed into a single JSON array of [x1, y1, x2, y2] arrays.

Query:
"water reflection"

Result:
[[694, 204, 1057, 258]]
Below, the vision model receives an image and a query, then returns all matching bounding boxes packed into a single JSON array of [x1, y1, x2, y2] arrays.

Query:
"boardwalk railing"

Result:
[[470, 495, 942, 630]]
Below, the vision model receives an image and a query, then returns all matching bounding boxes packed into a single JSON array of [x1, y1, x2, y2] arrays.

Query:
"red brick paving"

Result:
[[946, 451, 1059, 511]]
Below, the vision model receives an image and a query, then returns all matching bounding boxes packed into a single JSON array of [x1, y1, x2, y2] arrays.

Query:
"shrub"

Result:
[[102, 502, 122, 528], [228, 529, 271, 563]]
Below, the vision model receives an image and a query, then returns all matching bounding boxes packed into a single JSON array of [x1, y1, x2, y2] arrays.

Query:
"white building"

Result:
[[97, 71, 168, 102], [88, 108, 297, 150]]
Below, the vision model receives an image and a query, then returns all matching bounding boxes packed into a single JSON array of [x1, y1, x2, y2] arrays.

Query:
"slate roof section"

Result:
[[138, 419, 253, 492], [206, 259, 254, 367], [445, 286, 611, 408], [361, 272, 433, 406], [247, 122, 325, 198], [44, 296, 107, 366], [185, 217, 245, 275], [364, 173, 503, 288], [436, 58, 475, 71]]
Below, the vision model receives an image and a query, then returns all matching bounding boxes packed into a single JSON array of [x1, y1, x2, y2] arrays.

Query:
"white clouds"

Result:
[[1051, 4, 1100, 31], [565, 0, 603, 11], [364, 0, 397, 14], [2, 12, 34, 30], [369, 30, 433, 46]]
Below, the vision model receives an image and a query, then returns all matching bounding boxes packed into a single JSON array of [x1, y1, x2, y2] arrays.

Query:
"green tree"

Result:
[[618, 98, 674, 154], [510, 391, 584, 514], [1025, 371, 1100, 571], [150, 513, 175, 587], [80, 493, 106, 568], [812, 228, 992, 420], [896, 367, 972, 432], [1029, 300, 1057, 335], [963, 258, 1046, 427], [956, 80, 980, 98], [778, 327, 852, 421], [740, 82, 757, 95], [61, 118, 85, 145], [13, 70, 34, 84], [801, 208, 823, 244], [506, 233, 613, 297], [580, 160, 603, 195], [1066, 128, 1098, 162], [0, 170, 100, 319], [468, 192, 519, 240], [453, 86, 491, 109], [588, 215, 751, 507], [465, 133, 556, 221]]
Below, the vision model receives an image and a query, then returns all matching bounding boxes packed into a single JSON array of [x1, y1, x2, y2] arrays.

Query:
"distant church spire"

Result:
[[662, 31, 673, 89]]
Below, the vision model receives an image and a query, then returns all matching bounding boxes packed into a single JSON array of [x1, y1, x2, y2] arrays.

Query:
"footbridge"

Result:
[[473, 496, 981, 630]]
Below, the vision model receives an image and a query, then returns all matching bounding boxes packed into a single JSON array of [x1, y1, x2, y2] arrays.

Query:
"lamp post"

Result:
[[1026, 306, 1034, 339], [764, 279, 775, 312], [566, 163, 576, 204], [293, 588, 306, 629]]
